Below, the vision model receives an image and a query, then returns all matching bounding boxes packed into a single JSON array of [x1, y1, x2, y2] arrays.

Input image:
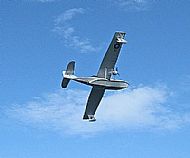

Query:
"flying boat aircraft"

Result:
[[61, 31, 128, 121]]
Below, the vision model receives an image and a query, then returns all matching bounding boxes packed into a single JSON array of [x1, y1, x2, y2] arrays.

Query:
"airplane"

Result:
[[61, 31, 128, 122]]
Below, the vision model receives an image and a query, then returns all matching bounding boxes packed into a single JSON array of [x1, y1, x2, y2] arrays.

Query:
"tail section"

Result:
[[65, 61, 75, 75], [61, 61, 76, 88], [61, 77, 70, 88]]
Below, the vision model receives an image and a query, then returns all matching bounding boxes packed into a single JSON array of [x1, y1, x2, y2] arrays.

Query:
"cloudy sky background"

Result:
[[0, 0, 190, 158]]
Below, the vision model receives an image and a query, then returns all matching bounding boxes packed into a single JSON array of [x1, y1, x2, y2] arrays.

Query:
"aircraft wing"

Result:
[[83, 86, 105, 120], [97, 32, 127, 79]]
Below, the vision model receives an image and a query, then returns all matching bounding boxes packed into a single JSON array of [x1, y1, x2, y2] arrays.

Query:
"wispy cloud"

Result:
[[113, 0, 154, 11], [53, 8, 96, 53], [6, 85, 190, 136], [55, 8, 85, 23], [43, 0, 57, 1], [25, 0, 57, 2]]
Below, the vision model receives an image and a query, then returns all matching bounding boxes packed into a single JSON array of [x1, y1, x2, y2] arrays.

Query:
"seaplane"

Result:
[[61, 31, 128, 121]]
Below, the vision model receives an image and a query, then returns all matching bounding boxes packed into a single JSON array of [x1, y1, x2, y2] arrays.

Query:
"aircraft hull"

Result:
[[73, 77, 128, 90]]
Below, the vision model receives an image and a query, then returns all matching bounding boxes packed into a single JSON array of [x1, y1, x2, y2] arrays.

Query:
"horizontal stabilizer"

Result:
[[65, 61, 75, 75], [61, 78, 70, 88]]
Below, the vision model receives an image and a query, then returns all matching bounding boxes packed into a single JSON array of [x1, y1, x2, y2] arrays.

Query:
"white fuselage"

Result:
[[72, 76, 128, 90]]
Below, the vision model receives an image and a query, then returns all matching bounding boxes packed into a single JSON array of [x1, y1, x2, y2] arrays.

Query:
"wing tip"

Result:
[[115, 31, 126, 34], [83, 114, 96, 122]]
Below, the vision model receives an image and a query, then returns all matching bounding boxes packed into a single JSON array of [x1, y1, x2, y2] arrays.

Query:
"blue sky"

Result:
[[0, 0, 190, 157]]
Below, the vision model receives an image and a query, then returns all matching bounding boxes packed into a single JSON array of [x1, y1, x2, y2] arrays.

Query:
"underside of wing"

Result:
[[83, 86, 105, 120], [97, 32, 127, 79]]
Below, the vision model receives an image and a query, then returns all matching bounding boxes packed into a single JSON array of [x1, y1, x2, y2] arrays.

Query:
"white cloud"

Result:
[[113, 0, 154, 11], [26, 0, 57, 2], [53, 8, 96, 53], [37, 0, 55, 2], [55, 8, 85, 24], [6, 86, 190, 136]]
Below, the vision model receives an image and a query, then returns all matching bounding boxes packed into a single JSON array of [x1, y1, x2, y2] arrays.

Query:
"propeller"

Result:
[[112, 67, 120, 76], [115, 67, 120, 76]]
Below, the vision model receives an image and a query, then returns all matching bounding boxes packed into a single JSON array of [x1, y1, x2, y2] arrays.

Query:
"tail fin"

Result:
[[61, 61, 76, 88]]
